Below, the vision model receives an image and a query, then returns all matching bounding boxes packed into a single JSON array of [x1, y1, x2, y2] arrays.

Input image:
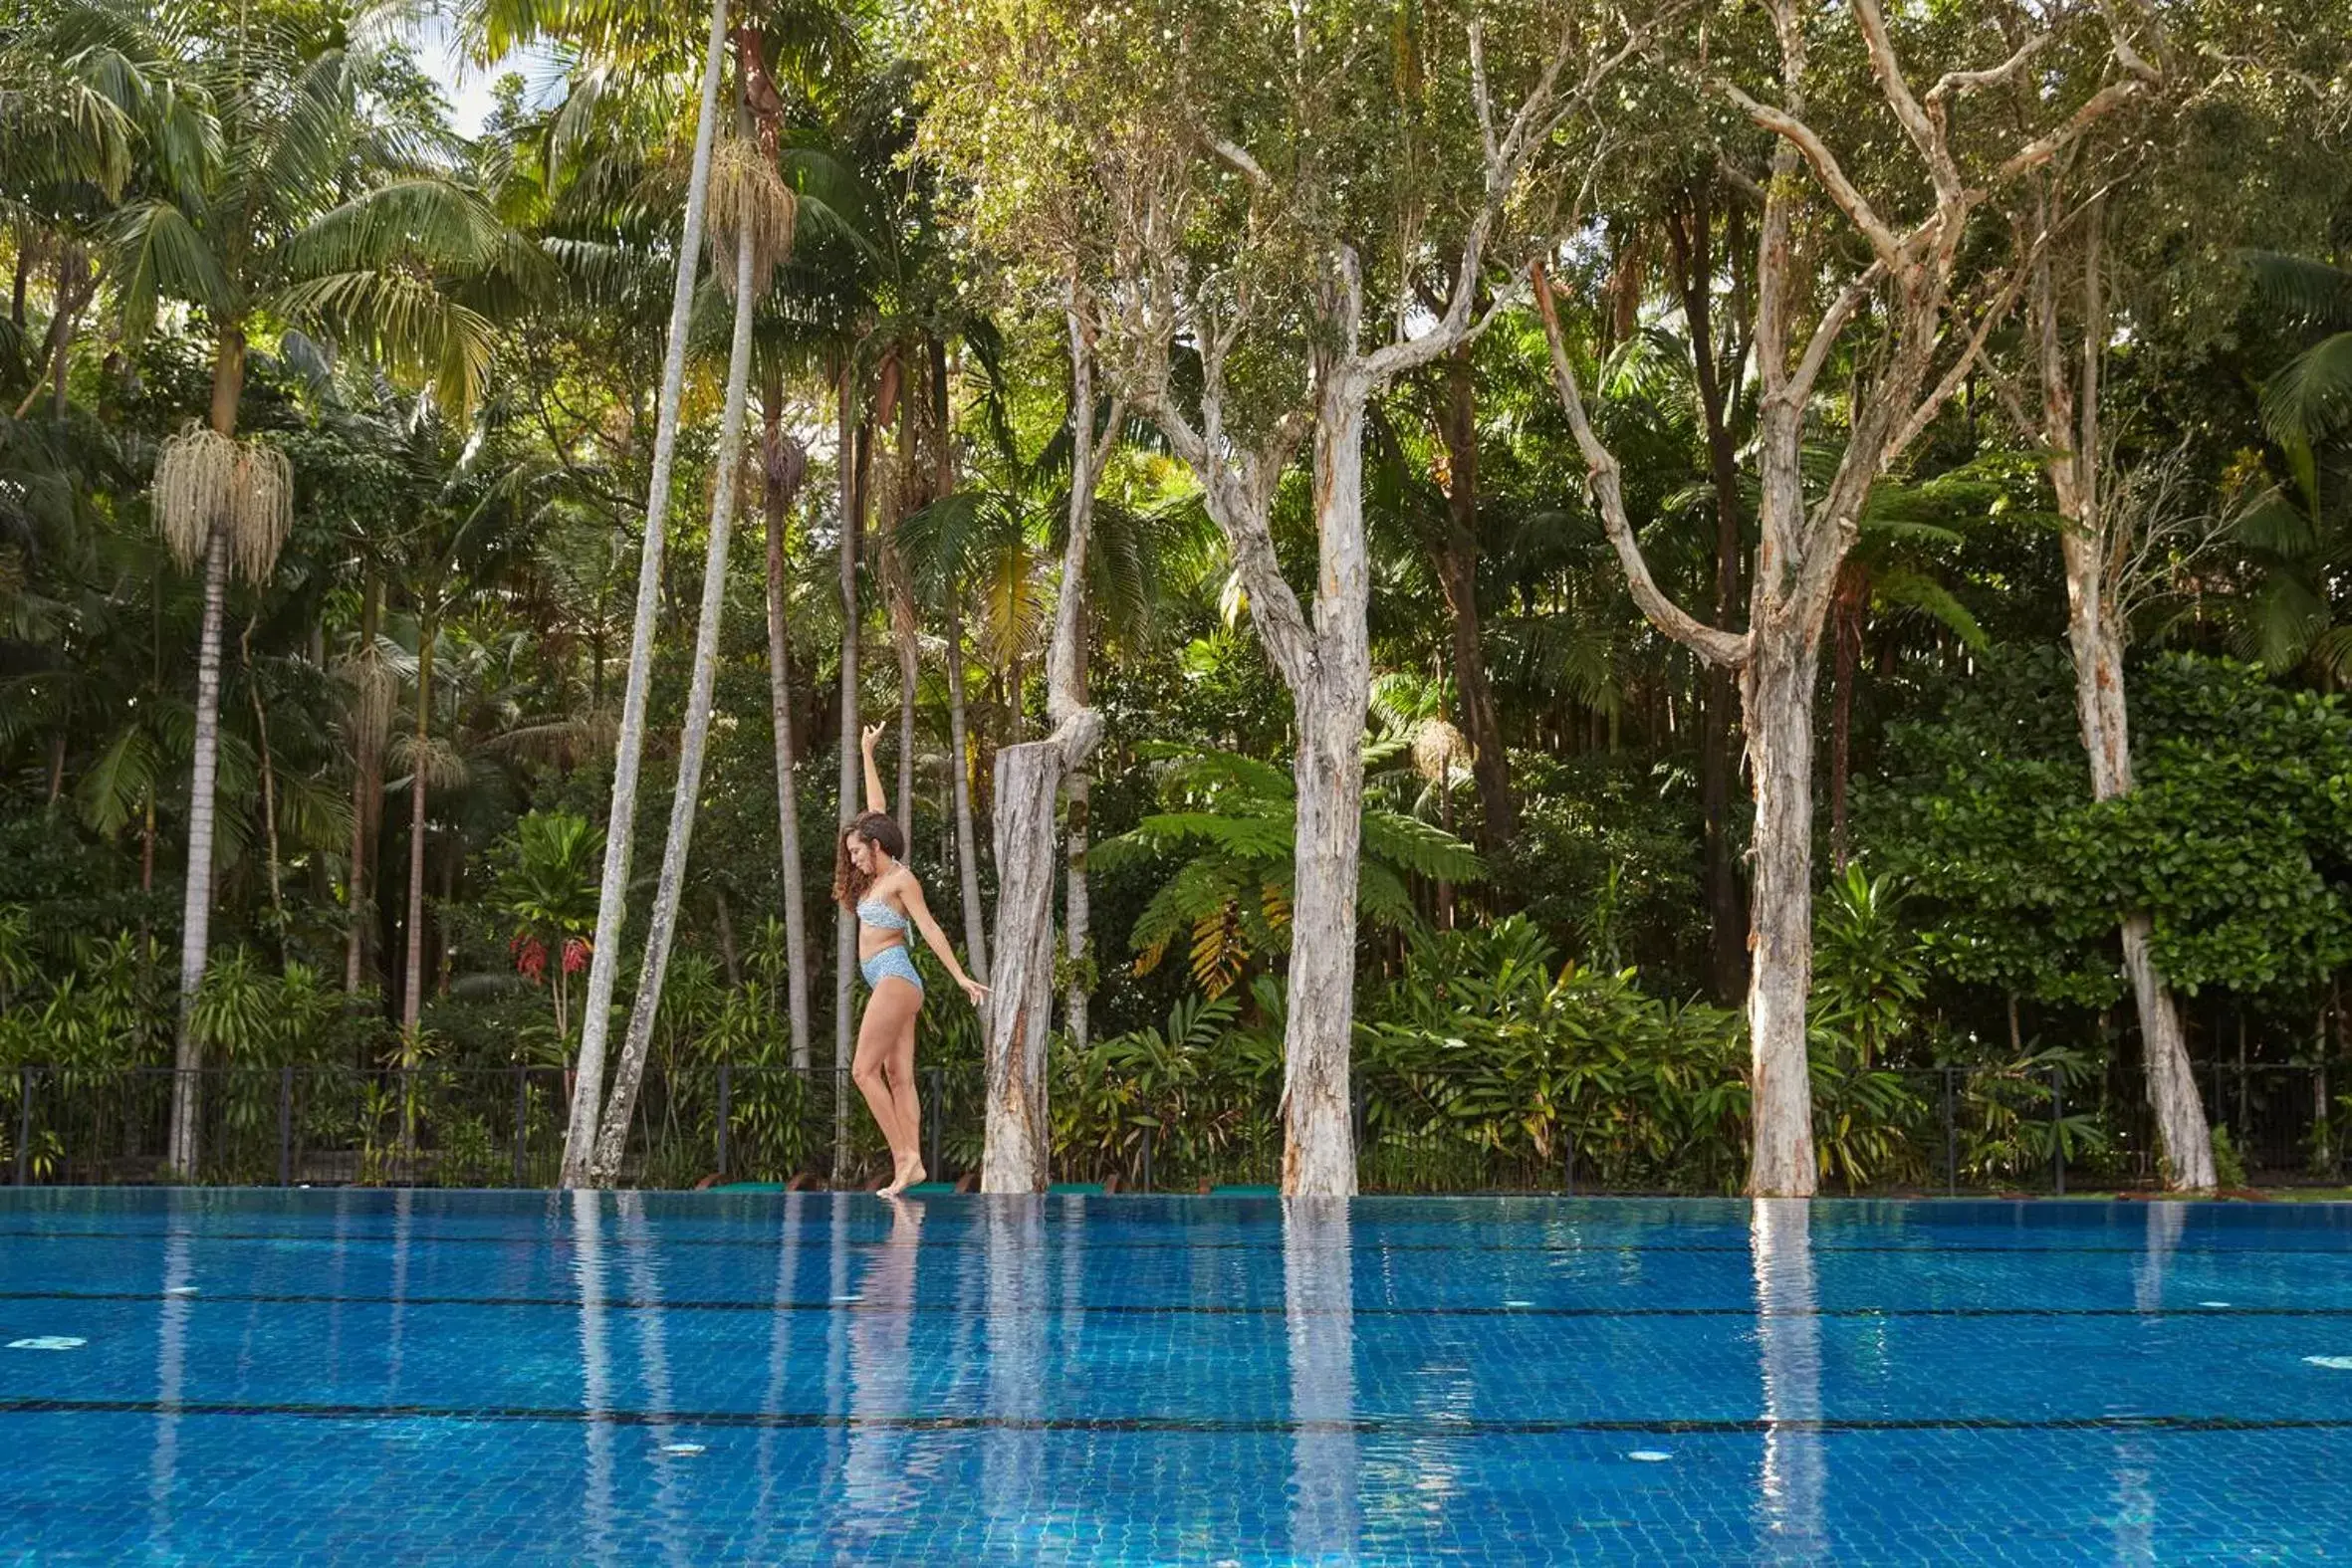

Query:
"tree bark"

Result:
[[1742, 620, 1820, 1197], [2031, 198, 2216, 1191], [946, 587, 989, 983], [1828, 578, 1861, 873], [832, 368, 866, 1184], [1429, 344, 1514, 849], [345, 574, 381, 995], [980, 740, 1063, 1191], [980, 299, 1114, 1189], [590, 193, 760, 1186], [561, 0, 730, 1187], [165, 327, 245, 1180], [1279, 391, 1373, 1199], [401, 615, 435, 1040], [1666, 188, 1752, 1003], [1064, 707, 1091, 1052], [762, 374, 813, 1071]]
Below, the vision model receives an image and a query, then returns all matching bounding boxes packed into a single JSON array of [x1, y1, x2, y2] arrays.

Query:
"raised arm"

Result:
[[897, 874, 986, 1006], [859, 721, 888, 815]]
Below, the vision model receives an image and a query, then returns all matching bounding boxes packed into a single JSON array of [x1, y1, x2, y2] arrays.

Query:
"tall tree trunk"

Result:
[[1278, 392, 1372, 1199], [832, 368, 865, 1184], [1666, 187, 1752, 1005], [1828, 583, 1860, 873], [2032, 199, 2215, 1191], [946, 587, 989, 983], [980, 301, 1115, 1191], [561, 0, 730, 1187], [345, 575, 382, 994], [401, 615, 435, 1040], [762, 371, 813, 1071], [244, 623, 286, 943], [1742, 620, 1820, 1197], [1064, 640, 1092, 1054], [1429, 344, 1514, 850], [165, 327, 245, 1180], [589, 199, 759, 1186]]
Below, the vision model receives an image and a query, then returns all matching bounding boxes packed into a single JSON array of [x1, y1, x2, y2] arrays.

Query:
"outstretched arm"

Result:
[[898, 875, 986, 1006], [860, 721, 888, 815]]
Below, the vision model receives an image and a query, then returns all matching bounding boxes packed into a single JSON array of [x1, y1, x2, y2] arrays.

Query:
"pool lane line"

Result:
[[7, 1228, 2350, 1258], [3, 1288, 2348, 1319], [1, 1397, 2346, 1439]]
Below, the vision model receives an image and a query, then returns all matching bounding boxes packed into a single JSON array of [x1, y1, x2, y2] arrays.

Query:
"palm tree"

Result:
[[587, 90, 793, 1185], [86, 0, 509, 1176], [555, 0, 735, 1189]]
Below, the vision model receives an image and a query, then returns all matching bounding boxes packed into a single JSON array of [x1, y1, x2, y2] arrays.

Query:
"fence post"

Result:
[[1140, 1122, 1155, 1194], [278, 1066, 293, 1187], [511, 1065, 529, 1188], [1943, 1068, 1958, 1198], [13, 1067, 31, 1186], [1562, 1127, 1576, 1197], [2049, 1064, 2065, 1197], [924, 1066, 942, 1184], [716, 1063, 733, 1182]]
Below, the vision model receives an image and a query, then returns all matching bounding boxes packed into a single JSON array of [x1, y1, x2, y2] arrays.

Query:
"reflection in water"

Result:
[[1285, 1198, 1358, 1561], [2132, 1201, 2188, 1313], [2111, 1202, 2185, 1563], [384, 1188, 412, 1398], [573, 1190, 614, 1568], [146, 1189, 190, 1561], [1751, 1198, 1824, 1562], [755, 1191, 806, 1503], [981, 1198, 1047, 1546], [618, 1192, 690, 1567], [839, 1198, 929, 1550]]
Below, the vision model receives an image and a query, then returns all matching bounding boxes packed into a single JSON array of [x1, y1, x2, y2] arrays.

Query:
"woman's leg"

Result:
[[881, 999, 924, 1190], [852, 982, 920, 1170]]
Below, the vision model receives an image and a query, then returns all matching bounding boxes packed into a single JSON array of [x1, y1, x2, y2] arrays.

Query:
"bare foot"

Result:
[[880, 1153, 922, 1198]]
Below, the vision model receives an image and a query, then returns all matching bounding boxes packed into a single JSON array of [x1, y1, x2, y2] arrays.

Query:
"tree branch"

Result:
[[1719, 79, 1905, 270], [1531, 261, 1752, 670]]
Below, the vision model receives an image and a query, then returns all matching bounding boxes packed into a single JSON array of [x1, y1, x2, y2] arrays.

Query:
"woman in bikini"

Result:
[[835, 720, 988, 1196]]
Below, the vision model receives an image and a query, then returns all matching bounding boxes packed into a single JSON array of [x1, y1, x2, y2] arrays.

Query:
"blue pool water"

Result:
[[3, 1191, 2351, 1564]]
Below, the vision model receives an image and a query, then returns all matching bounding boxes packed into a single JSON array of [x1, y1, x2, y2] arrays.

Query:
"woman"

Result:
[[835, 720, 987, 1195]]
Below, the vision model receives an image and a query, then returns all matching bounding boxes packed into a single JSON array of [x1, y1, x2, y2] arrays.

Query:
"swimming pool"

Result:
[[2, 1190, 2349, 1563]]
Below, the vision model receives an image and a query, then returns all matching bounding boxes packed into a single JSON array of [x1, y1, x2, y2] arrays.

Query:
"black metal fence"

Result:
[[2, 1060, 2340, 1195]]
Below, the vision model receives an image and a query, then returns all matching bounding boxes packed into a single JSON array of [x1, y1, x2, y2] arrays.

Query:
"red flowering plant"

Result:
[[491, 811, 602, 1071]]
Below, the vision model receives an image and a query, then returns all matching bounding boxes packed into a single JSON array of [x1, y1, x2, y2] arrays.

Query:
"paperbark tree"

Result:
[[561, 0, 732, 1187], [927, 0, 1652, 1194], [1531, 0, 2153, 1194], [980, 296, 1119, 1192], [1994, 187, 2216, 1188]]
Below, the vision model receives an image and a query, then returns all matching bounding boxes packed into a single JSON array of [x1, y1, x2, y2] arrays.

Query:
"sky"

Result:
[[405, 11, 558, 137]]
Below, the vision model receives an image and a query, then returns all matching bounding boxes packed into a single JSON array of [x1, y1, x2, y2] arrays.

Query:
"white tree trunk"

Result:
[[166, 529, 229, 1179], [832, 367, 862, 1184], [763, 411, 812, 1071], [980, 302, 1115, 1189], [946, 590, 989, 983], [588, 200, 759, 1186], [1064, 764, 1090, 1052], [1279, 396, 1372, 1199], [980, 740, 1062, 1192], [1742, 620, 1820, 1197], [561, 0, 730, 1187], [2038, 210, 2216, 1193]]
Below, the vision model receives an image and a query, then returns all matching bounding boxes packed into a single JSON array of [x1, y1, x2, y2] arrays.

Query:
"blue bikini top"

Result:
[[855, 897, 910, 934]]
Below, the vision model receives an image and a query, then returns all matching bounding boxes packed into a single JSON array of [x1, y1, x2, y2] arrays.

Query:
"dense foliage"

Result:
[[3, 0, 2350, 1190]]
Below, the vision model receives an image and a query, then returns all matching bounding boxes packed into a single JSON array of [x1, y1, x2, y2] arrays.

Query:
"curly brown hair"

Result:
[[832, 810, 906, 911]]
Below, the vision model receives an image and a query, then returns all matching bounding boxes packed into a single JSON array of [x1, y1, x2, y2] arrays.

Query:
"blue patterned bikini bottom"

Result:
[[859, 942, 924, 995]]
